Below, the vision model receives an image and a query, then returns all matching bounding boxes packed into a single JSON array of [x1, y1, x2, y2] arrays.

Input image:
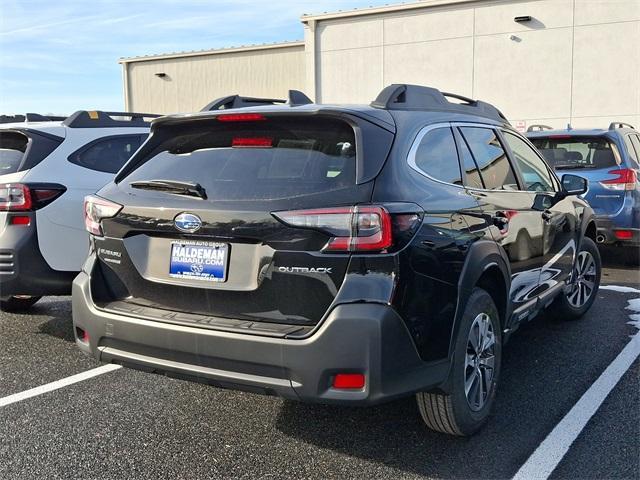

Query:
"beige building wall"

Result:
[[305, 0, 640, 130], [121, 42, 305, 114]]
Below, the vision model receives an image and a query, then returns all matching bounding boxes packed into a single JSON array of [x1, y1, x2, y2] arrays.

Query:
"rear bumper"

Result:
[[0, 213, 76, 297], [593, 217, 640, 247], [72, 269, 449, 405]]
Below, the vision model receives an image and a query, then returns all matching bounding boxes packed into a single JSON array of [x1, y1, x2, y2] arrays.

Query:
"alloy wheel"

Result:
[[464, 313, 496, 412], [567, 251, 597, 308]]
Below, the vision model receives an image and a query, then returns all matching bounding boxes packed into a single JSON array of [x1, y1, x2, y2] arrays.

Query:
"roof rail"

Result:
[[609, 121, 635, 131], [371, 84, 509, 124], [527, 124, 553, 132], [201, 89, 313, 111], [63, 110, 162, 128], [25, 113, 66, 122], [0, 113, 66, 124]]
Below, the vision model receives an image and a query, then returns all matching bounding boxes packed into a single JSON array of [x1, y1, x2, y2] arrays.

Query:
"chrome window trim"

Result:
[[407, 121, 561, 194]]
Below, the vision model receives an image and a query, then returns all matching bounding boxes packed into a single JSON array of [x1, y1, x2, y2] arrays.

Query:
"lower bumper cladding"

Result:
[[72, 270, 449, 405]]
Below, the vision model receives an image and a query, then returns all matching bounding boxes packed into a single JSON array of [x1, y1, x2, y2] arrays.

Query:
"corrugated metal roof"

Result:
[[119, 40, 304, 64], [301, 0, 483, 22]]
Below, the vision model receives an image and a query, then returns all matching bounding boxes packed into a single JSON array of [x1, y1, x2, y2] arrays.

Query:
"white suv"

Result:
[[0, 111, 157, 311]]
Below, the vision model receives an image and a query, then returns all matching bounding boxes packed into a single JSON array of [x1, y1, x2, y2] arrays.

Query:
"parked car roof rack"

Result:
[[370, 84, 510, 124], [0, 113, 66, 124], [609, 122, 635, 131], [63, 110, 161, 128], [201, 89, 313, 111], [527, 124, 553, 132]]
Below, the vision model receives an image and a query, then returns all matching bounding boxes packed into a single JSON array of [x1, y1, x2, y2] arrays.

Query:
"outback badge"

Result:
[[174, 213, 202, 233]]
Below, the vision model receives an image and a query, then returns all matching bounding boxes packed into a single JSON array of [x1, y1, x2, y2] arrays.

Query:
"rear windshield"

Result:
[[123, 116, 357, 201], [0, 131, 28, 175], [530, 136, 621, 170]]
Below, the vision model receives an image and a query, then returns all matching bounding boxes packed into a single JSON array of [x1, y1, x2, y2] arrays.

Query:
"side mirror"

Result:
[[561, 174, 588, 196]]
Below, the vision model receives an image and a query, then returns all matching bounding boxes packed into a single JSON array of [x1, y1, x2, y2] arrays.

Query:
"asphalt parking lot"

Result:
[[0, 249, 638, 480]]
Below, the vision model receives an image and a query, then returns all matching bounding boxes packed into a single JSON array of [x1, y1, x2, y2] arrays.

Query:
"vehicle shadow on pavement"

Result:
[[33, 299, 76, 342], [274, 290, 635, 479]]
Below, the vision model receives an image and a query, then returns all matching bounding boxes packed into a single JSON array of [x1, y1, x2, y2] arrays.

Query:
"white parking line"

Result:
[[0, 364, 122, 408], [514, 307, 640, 479]]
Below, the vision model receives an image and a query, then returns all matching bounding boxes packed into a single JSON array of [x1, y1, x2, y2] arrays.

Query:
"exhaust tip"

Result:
[[596, 234, 606, 244]]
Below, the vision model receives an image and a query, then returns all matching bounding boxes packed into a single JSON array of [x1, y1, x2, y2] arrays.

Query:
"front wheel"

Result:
[[0, 295, 42, 312], [551, 237, 601, 320], [416, 288, 501, 436]]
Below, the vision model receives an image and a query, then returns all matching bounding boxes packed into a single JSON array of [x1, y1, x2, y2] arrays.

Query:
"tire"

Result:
[[416, 288, 502, 436], [551, 237, 601, 320], [0, 296, 42, 312]]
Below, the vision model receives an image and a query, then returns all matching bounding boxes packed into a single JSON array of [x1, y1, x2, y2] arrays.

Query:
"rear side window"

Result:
[[456, 131, 484, 189], [628, 135, 640, 166], [529, 136, 621, 170], [460, 127, 518, 190], [0, 131, 28, 175], [123, 116, 357, 201], [0, 130, 62, 175], [69, 135, 145, 174], [411, 127, 462, 185], [502, 132, 555, 192]]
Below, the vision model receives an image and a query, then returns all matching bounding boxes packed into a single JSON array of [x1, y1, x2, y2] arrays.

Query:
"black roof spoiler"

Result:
[[201, 89, 313, 111], [609, 122, 635, 131], [370, 84, 509, 124], [527, 124, 553, 132], [63, 110, 162, 128]]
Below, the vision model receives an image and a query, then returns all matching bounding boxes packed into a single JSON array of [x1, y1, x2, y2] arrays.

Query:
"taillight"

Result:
[[0, 183, 65, 211], [84, 195, 122, 236], [273, 205, 393, 253], [600, 168, 638, 191]]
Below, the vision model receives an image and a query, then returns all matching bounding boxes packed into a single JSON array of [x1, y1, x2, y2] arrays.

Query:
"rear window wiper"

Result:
[[129, 180, 207, 199]]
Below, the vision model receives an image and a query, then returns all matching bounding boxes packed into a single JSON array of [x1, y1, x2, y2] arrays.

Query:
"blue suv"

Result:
[[527, 123, 640, 260]]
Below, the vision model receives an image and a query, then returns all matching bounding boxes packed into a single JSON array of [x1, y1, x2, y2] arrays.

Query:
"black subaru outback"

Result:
[[73, 85, 600, 435]]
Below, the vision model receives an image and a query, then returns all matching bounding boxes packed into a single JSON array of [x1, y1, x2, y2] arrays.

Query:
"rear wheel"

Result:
[[551, 237, 601, 320], [416, 288, 501, 436], [0, 295, 41, 312]]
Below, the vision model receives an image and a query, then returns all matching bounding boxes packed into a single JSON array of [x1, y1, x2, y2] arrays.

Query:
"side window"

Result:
[[455, 129, 484, 189], [459, 127, 518, 190], [629, 135, 640, 166], [68, 135, 143, 174], [502, 131, 556, 192], [412, 127, 462, 185]]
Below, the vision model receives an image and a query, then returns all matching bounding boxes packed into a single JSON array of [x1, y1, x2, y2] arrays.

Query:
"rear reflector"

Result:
[[273, 205, 393, 253], [614, 229, 633, 240], [9, 215, 30, 226], [216, 113, 266, 122], [232, 137, 273, 148], [600, 168, 638, 191], [332, 373, 365, 389]]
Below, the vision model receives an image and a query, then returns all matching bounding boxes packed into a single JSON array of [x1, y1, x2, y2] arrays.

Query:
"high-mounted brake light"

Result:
[[0, 183, 66, 211], [84, 195, 122, 236], [600, 168, 638, 191], [273, 206, 393, 253], [216, 113, 266, 122], [232, 137, 273, 148]]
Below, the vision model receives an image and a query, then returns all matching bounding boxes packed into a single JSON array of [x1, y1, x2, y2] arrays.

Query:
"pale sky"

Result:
[[0, 0, 386, 115]]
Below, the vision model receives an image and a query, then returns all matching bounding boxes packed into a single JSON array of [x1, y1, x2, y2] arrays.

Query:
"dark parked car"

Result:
[[73, 85, 600, 435], [527, 123, 640, 261]]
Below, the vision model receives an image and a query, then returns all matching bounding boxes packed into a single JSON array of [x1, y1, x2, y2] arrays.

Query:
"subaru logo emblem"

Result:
[[174, 213, 202, 233]]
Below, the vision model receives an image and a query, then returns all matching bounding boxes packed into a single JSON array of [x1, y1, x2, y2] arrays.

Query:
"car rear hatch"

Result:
[[531, 134, 628, 215], [90, 109, 395, 335]]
